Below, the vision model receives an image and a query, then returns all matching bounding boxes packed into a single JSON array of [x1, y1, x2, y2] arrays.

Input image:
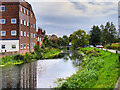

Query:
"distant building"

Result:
[[36, 27, 46, 47], [0, 0, 36, 54]]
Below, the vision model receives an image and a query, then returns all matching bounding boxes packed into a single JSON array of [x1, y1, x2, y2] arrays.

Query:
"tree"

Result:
[[101, 22, 117, 44], [57, 37, 63, 46], [62, 35, 69, 46], [89, 25, 102, 46], [70, 30, 90, 49]]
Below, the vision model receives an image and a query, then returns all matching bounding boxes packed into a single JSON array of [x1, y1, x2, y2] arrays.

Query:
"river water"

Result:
[[1, 52, 83, 88]]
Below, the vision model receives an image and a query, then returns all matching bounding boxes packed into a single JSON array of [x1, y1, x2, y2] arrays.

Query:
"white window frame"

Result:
[[11, 30, 17, 36], [21, 44, 23, 49], [21, 31, 23, 36], [27, 44, 29, 49], [27, 32, 29, 37], [0, 19, 5, 24], [34, 24, 35, 28], [21, 19, 23, 24], [24, 8, 26, 14], [1, 6, 5, 11], [24, 21, 26, 25], [21, 6, 22, 12], [12, 45, 16, 49], [31, 13, 33, 17], [34, 34, 36, 38], [24, 43, 26, 49], [27, 22, 29, 26], [31, 33, 33, 38], [1, 31, 6, 36], [31, 24, 33, 28], [11, 19, 17, 24], [24, 31, 26, 37]]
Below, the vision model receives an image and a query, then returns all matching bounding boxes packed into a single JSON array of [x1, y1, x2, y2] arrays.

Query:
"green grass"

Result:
[[0, 48, 61, 67], [42, 49, 61, 59], [58, 47, 120, 88]]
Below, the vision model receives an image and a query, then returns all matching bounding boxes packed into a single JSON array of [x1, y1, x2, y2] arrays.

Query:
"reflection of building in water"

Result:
[[2, 61, 37, 88], [2, 66, 21, 88], [20, 62, 37, 88]]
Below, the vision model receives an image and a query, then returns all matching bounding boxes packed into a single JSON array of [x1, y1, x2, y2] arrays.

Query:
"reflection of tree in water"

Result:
[[69, 51, 83, 67]]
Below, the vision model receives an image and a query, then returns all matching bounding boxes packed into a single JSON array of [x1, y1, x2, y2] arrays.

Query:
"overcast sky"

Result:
[[26, 0, 118, 37]]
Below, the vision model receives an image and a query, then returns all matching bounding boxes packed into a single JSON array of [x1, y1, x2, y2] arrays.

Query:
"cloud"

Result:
[[25, 0, 118, 37]]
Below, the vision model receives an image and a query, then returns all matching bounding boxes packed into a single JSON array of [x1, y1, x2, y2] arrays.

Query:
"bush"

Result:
[[106, 43, 120, 50], [13, 54, 24, 60]]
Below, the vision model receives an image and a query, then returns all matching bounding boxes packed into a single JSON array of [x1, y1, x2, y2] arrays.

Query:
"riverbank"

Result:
[[0, 48, 61, 67], [57, 47, 120, 88]]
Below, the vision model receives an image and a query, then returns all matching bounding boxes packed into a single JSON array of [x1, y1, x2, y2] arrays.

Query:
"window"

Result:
[[31, 13, 32, 17], [31, 24, 33, 27], [24, 8, 26, 14], [34, 24, 35, 28], [12, 45, 16, 49], [38, 37, 39, 41], [11, 30, 17, 36], [27, 32, 29, 37], [27, 44, 29, 49], [24, 21, 26, 25], [1, 6, 5, 11], [31, 33, 33, 38], [0, 19, 5, 24], [40, 38, 41, 41], [1, 45, 5, 49], [11, 19, 17, 24], [24, 32, 26, 36], [31, 43, 33, 48], [21, 44, 23, 49], [1, 31, 6, 36], [34, 34, 36, 38], [21, 31, 23, 36], [21, 20, 23, 24], [21, 7, 22, 12], [24, 43, 26, 49], [27, 22, 29, 26]]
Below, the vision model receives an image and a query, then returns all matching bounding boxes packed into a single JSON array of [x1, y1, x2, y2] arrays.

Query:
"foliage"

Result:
[[89, 25, 102, 46], [70, 30, 90, 49], [58, 47, 119, 88], [106, 43, 120, 50]]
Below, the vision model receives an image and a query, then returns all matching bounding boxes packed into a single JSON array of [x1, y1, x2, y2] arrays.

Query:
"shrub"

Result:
[[13, 54, 24, 60]]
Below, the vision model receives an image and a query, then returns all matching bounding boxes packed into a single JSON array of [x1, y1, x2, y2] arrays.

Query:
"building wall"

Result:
[[0, 40, 19, 53], [0, 1, 36, 55]]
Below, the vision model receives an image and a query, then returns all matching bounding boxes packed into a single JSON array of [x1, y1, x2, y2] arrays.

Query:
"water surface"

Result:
[[1, 52, 83, 88]]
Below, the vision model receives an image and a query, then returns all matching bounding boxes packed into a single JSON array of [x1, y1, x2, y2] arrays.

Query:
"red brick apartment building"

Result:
[[36, 27, 46, 47], [0, 0, 36, 54]]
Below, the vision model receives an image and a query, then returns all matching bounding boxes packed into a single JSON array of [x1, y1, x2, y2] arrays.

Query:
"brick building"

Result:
[[36, 27, 46, 47], [0, 0, 36, 54]]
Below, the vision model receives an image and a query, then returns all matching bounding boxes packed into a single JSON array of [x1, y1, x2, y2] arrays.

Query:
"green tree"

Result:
[[89, 25, 102, 46], [70, 30, 90, 50], [101, 22, 117, 44], [62, 35, 69, 46], [57, 37, 63, 46]]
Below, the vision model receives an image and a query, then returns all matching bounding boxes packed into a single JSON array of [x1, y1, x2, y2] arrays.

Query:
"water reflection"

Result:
[[1, 51, 83, 88], [2, 62, 37, 88]]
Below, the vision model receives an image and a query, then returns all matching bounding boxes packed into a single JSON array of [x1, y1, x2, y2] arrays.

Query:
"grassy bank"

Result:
[[0, 48, 61, 67], [58, 47, 120, 88]]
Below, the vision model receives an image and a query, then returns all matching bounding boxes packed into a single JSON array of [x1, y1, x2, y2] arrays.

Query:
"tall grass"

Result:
[[58, 47, 119, 88]]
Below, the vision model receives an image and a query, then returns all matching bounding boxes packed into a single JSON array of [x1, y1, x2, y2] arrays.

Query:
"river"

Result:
[[1, 52, 83, 88]]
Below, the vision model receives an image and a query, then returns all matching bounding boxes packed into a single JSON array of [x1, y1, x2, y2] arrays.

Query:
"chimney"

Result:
[[38, 27, 42, 34]]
